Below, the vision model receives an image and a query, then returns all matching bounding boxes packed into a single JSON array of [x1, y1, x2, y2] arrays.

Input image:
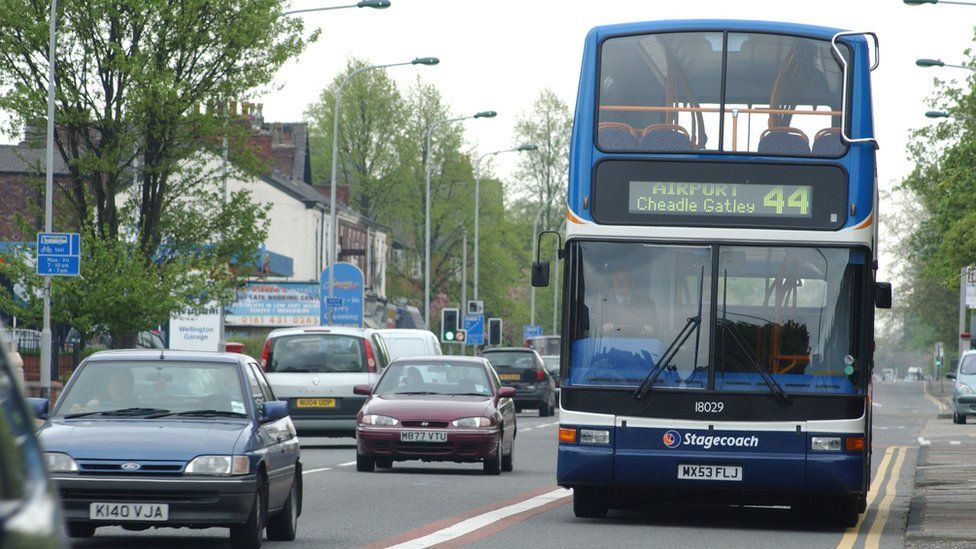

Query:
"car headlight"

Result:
[[44, 452, 78, 473], [360, 414, 399, 426], [451, 417, 493, 428], [184, 455, 250, 476], [959, 382, 974, 395]]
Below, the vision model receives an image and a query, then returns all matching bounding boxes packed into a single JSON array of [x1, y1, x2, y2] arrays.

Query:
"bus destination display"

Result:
[[628, 181, 812, 219]]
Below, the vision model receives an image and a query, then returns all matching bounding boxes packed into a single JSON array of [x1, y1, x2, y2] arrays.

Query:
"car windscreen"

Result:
[[482, 352, 538, 370], [55, 361, 247, 417], [374, 362, 491, 396], [961, 356, 976, 375], [268, 334, 365, 373]]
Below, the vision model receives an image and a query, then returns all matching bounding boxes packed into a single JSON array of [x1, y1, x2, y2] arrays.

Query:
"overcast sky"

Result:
[[261, 0, 976, 281]]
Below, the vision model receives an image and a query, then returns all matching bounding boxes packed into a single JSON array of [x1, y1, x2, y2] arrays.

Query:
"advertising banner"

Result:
[[169, 303, 221, 351], [225, 282, 320, 327], [320, 262, 365, 327]]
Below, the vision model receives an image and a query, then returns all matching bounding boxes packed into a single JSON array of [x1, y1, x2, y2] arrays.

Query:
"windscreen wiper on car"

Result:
[[394, 391, 438, 395], [65, 407, 170, 419], [633, 266, 706, 400], [717, 318, 792, 406], [150, 409, 249, 418]]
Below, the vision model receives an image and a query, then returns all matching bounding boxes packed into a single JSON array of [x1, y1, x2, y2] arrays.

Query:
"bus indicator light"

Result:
[[558, 427, 577, 443], [845, 436, 865, 452]]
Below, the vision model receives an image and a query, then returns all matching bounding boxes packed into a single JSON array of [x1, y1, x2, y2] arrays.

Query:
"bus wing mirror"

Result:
[[875, 281, 892, 309], [532, 261, 550, 287]]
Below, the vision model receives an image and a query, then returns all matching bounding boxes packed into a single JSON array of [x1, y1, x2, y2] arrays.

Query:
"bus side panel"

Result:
[[613, 426, 806, 490]]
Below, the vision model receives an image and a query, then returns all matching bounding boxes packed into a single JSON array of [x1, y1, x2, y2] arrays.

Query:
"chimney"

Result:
[[315, 185, 350, 206]]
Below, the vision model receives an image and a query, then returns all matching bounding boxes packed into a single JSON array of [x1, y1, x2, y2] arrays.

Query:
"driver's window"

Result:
[[243, 365, 264, 407]]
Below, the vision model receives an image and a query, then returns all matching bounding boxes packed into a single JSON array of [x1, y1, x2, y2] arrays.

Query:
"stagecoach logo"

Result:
[[663, 430, 681, 449], [121, 462, 141, 471]]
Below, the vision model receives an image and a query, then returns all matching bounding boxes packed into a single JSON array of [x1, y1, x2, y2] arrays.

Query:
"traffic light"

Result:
[[488, 318, 503, 346], [441, 308, 459, 342]]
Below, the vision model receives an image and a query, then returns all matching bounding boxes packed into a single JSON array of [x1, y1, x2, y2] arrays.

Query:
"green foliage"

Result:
[[0, 0, 309, 342]]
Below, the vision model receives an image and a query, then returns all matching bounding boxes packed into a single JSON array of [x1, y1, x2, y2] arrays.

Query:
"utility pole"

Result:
[[460, 230, 467, 356], [40, 0, 59, 398]]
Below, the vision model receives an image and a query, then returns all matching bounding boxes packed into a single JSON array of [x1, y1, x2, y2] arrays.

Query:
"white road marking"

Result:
[[872, 402, 883, 408], [337, 461, 357, 467], [876, 426, 888, 430], [918, 437, 931, 446], [521, 427, 534, 432], [950, 441, 962, 445], [385, 488, 572, 549], [303, 467, 332, 475]]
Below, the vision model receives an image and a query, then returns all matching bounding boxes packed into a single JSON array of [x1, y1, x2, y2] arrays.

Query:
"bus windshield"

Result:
[[566, 241, 866, 395], [597, 31, 848, 156]]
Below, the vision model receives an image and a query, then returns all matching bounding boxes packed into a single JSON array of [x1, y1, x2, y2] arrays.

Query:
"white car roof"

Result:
[[374, 329, 436, 338], [267, 325, 376, 339]]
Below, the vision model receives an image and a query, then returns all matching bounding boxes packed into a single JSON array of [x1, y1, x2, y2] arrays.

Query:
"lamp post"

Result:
[[283, 0, 391, 16], [325, 57, 438, 324], [424, 111, 496, 327], [916, 58, 976, 71], [472, 144, 537, 303], [926, 110, 976, 121], [39, 0, 58, 398]]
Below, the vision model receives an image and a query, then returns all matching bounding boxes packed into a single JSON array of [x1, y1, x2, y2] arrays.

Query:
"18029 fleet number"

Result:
[[694, 401, 724, 413]]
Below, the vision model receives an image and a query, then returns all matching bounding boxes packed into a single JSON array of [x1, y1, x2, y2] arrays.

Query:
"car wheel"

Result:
[[67, 522, 96, 538], [961, 413, 968, 425], [376, 458, 393, 469], [502, 434, 514, 472], [573, 488, 608, 519], [357, 451, 376, 472], [483, 437, 502, 475], [230, 476, 267, 549], [266, 472, 299, 541], [953, 411, 962, 424]]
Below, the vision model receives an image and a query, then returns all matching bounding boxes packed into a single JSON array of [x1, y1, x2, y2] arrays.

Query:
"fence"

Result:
[[15, 329, 85, 384]]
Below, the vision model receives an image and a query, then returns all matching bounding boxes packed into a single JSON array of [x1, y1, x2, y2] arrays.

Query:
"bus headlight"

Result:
[[811, 437, 842, 451], [580, 429, 611, 445]]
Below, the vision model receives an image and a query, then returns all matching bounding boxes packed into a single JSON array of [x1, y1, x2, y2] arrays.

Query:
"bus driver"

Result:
[[592, 255, 659, 338]]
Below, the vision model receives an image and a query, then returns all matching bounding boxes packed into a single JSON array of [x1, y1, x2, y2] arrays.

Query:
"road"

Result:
[[74, 381, 941, 548]]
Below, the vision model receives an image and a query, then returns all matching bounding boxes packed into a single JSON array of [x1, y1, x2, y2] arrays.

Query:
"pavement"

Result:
[[905, 381, 976, 547]]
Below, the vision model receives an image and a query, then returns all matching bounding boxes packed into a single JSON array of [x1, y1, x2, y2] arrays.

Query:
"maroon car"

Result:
[[354, 356, 517, 475]]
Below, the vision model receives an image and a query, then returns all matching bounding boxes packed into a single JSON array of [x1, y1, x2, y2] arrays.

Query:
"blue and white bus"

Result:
[[534, 20, 890, 526]]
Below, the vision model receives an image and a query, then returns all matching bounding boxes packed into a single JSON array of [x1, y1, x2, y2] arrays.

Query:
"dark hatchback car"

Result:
[[480, 348, 556, 416], [354, 356, 517, 474], [30, 350, 302, 549], [0, 335, 66, 549]]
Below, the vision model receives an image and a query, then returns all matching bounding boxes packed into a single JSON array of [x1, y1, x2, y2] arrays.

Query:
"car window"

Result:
[[56, 361, 248, 416], [961, 355, 976, 376], [243, 364, 265, 407], [482, 351, 540, 370], [248, 362, 275, 402], [374, 362, 492, 396], [267, 334, 366, 373], [0, 355, 28, 502], [387, 337, 428, 360], [370, 335, 390, 369]]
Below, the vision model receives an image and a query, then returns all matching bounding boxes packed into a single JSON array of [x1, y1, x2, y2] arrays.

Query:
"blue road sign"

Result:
[[523, 324, 543, 340], [464, 314, 484, 346], [36, 232, 80, 276], [320, 262, 364, 327]]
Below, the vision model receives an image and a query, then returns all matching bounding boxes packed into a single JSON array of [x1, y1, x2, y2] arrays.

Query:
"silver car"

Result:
[[261, 326, 392, 436], [948, 350, 976, 424]]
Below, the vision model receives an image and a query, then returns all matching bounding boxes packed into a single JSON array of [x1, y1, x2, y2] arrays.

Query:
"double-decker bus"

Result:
[[535, 20, 890, 526]]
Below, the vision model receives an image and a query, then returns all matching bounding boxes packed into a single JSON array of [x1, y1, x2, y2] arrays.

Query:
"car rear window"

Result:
[[387, 337, 427, 360], [481, 352, 538, 370], [268, 334, 365, 373]]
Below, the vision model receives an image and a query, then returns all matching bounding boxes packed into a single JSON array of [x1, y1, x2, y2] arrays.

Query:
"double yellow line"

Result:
[[836, 445, 908, 549]]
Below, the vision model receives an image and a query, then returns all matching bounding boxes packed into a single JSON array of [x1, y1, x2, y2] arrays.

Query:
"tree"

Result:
[[306, 58, 408, 221], [0, 0, 313, 344], [513, 88, 573, 231]]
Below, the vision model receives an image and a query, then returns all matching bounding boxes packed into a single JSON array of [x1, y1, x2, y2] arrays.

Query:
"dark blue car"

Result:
[[30, 350, 302, 548]]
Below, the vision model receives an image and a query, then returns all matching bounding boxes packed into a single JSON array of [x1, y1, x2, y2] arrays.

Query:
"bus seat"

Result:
[[638, 124, 695, 152], [598, 122, 638, 150], [757, 127, 810, 156], [812, 127, 846, 156]]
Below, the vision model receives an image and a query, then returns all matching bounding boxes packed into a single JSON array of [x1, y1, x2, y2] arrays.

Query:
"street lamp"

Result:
[[424, 110, 496, 328], [472, 143, 537, 303], [926, 110, 976, 121], [325, 56, 438, 324], [40, 0, 58, 397], [905, 0, 976, 5], [283, 0, 391, 16], [917, 58, 976, 71]]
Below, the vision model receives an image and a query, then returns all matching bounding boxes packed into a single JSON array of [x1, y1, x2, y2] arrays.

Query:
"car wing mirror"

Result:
[[531, 261, 550, 288], [875, 281, 892, 309], [261, 400, 289, 422], [498, 387, 516, 398], [27, 397, 49, 419], [946, 372, 957, 380], [353, 384, 372, 396]]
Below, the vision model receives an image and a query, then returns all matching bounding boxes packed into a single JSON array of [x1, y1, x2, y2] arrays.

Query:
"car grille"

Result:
[[76, 460, 185, 476], [401, 421, 449, 428]]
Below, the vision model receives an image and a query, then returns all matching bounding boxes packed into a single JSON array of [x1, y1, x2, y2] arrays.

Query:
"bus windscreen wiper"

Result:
[[633, 266, 706, 400], [717, 318, 792, 406]]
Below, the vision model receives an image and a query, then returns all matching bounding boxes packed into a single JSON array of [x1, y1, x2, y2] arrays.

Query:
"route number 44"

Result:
[[763, 186, 809, 215]]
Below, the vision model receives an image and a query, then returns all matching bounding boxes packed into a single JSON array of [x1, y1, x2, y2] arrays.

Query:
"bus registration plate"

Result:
[[678, 464, 742, 481]]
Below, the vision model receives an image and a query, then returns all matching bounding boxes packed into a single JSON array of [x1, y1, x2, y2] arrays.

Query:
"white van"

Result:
[[374, 329, 442, 361], [261, 326, 392, 436]]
